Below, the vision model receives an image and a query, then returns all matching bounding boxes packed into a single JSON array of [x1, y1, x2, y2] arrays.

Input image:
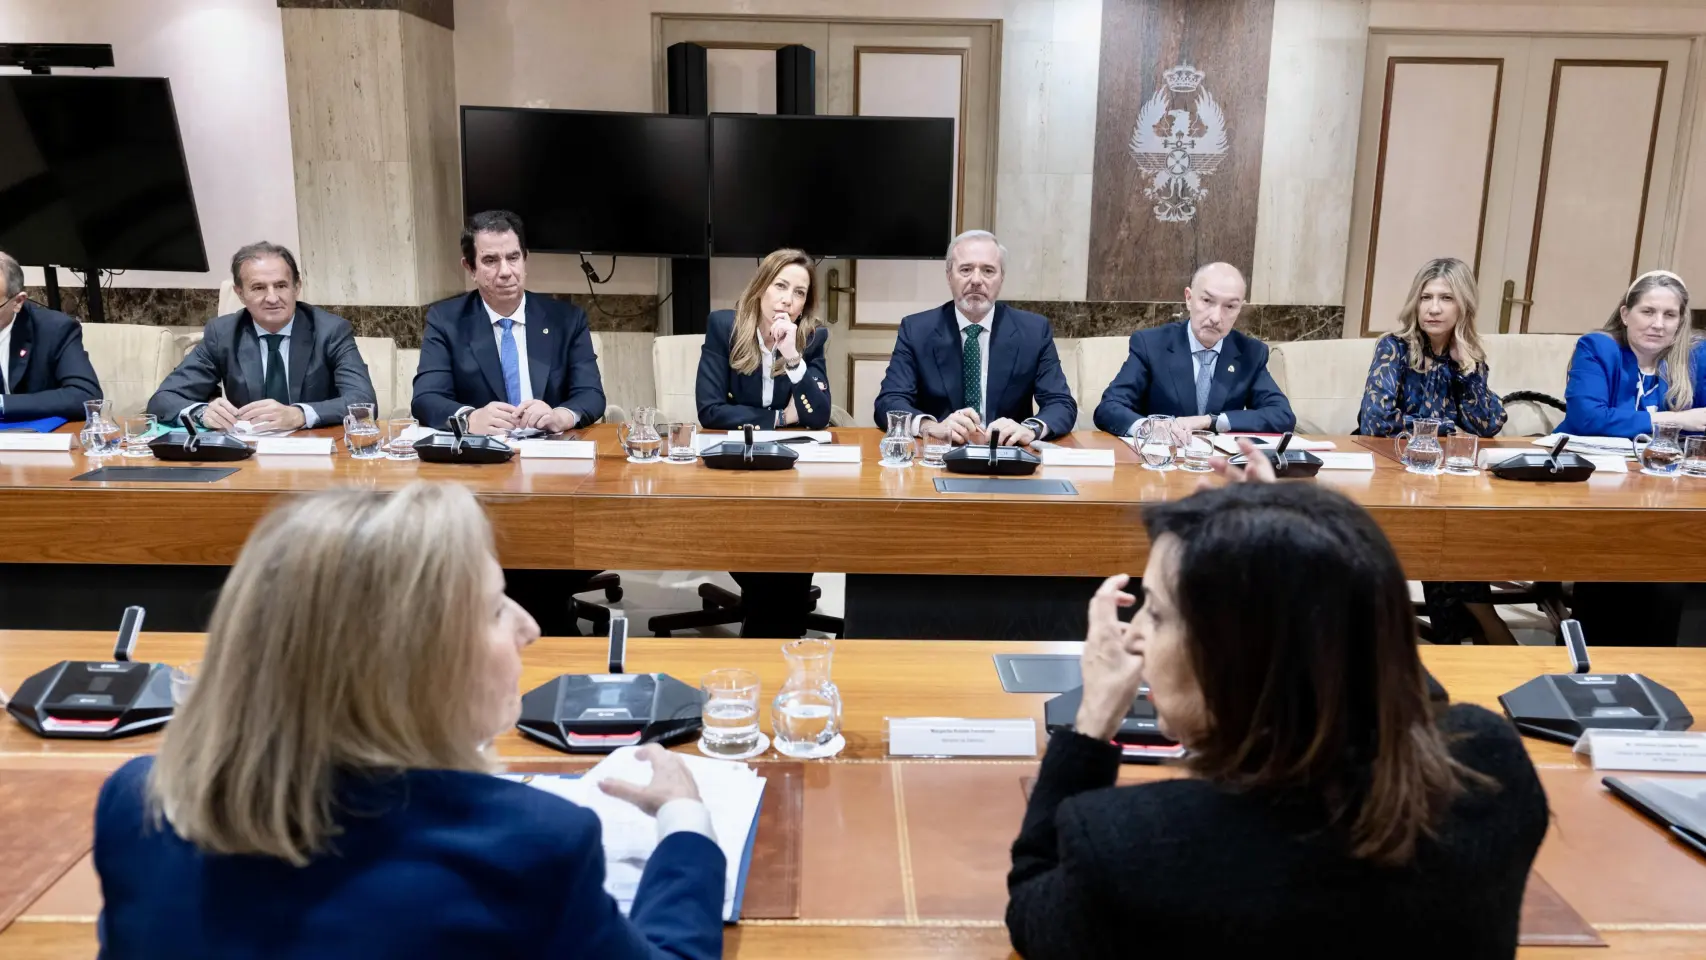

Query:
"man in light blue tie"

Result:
[[1093, 262, 1295, 439]]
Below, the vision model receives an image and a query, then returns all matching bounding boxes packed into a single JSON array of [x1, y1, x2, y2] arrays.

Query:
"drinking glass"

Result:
[[667, 421, 699, 462], [121, 414, 156, 458], [344, 403, 383, 459], [880, 410, 915, 467], [169, 661, 200, 708], [1178, 430, 1215, 473], [383, 417, 420, 461], [1443, 433, 1479, 475], [920, 433, 952, 468], [80, 399, 122, 457], [1132, 415, 1176, 471], [1684, 437, 1706, 478], [699, 668, 764, 758]]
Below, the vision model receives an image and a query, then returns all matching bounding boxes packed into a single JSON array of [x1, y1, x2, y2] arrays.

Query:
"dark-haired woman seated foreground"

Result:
[[1007, 461, 1548, 958]]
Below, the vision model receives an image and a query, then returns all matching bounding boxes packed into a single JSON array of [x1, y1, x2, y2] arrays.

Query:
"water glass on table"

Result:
[[700, 668, 765, 759], [383, 417, 420, 461], [1684, 437, 1706, 478], [80, 399, 122, 457], [667, 421, 699, 462], [121, 414, 157, 458], [344, 403, 383, 459], [920, 433, 952, 468], [1443, 433, 1480, 475], [1178, 429, 1215, 473]]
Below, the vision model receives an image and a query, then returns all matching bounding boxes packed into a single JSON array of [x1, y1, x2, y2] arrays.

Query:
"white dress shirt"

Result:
[[913, 308, 1048, 439], [0, 319, 12, 394], [757, 327, 807, 426], [184, 315, 319, 428], [1126, 324, 1231, 436], [656, 798, 718, 842]]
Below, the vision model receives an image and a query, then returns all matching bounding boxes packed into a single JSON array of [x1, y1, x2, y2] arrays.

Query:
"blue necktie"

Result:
[[498, 318, 523, 406], [1194, 349, 1214, 416]]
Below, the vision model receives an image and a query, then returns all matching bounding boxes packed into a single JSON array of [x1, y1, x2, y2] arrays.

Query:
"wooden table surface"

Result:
[[1, 427, 1703, 580], [2, 632, 1704, 958]]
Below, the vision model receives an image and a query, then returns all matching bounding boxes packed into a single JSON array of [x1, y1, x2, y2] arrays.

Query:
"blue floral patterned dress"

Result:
[[1358, 334, 1507, 438]]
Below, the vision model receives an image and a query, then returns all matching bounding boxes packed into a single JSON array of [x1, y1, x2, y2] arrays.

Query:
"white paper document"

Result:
[[1533, 434, 1634, 456], [255, 437, 334, 455], [517, 439, 597, 459], [1040, 447, 1116, 467], [1213, 434, 1336, 454], [0, 433, 73, 452], [1314, 452, 1375, 471], [507, 748, 765, 921], [792, 443, 861, 463]]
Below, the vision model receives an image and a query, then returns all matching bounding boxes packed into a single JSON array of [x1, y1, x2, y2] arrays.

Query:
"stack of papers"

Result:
[[507, 748, 766, 921], [1534, 434, 1634, 456]]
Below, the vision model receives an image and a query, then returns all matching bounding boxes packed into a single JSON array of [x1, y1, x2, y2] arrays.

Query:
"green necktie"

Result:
[[260, 334, 290, 404], [962, 324, 984, 418]]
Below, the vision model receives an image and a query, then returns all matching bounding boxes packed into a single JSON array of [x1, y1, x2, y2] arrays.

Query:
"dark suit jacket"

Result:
[[146, 305, 375, 426], [696, 309, 831, 429], [95, 756, 725, 960], [1, 302, 102, 421], [412, 291, 606, 430], [873, 302, 1076, 437], [1092, 321, 1294, 436]]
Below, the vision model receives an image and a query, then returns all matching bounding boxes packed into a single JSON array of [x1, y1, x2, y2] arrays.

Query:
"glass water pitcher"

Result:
[[771, 638, 844, 758]]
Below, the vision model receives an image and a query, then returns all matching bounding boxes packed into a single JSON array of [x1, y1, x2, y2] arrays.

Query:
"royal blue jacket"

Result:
[[1557, 331, 1706, 438]]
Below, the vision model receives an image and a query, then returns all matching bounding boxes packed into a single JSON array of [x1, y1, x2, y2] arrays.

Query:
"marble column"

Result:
[[277, 0, 461, 307]]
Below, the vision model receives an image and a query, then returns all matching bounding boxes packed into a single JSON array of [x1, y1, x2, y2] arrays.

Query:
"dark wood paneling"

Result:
[[1087, 0, 1276, 301]]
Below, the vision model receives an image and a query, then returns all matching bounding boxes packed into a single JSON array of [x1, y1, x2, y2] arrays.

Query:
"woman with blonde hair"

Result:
[[694, 249, 830, 638], [1557, 269, 1706, 437], [94, 483, 725, 959], [1358, 257, 1507, 437]]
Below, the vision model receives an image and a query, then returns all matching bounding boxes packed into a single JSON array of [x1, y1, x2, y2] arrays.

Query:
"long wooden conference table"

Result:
[[2, 632, 1704, 958], [1, 425, 1703, 581]]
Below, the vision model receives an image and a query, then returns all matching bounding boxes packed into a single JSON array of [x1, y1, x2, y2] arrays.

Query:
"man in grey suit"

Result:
[[148, 242, 375, 430]]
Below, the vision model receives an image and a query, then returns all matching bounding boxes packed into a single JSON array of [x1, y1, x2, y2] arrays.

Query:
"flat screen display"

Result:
[[0, 76, 208, 272], [461, 107, 710, 257], [711, 114, 955, 259]]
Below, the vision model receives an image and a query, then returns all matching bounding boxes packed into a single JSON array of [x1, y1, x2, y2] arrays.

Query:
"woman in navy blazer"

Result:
[[1557, 270, 1706, 438], [94, 483, 725, 959], [694, 249, 828, 637]]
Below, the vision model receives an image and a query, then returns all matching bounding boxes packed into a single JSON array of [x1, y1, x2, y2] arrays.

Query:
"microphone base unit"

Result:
[[516, 673, 704, 753], [7, 660, 175, 739]]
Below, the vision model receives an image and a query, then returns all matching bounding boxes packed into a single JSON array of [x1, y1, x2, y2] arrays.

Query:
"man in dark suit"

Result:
[[874, 230, 1076, 446], [1093, 262, 1294, 438], [0, 250, 102, 422], [411, 209, 605, 434], [148, 242, 376, 430]]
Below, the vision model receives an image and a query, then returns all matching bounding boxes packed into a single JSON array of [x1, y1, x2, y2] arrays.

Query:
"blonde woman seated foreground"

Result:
[[93, 483, 725, 960]]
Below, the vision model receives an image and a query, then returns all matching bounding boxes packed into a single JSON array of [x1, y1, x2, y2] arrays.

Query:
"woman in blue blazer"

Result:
[[94, 483, 725, 960], [695, 249, 828, 637], [1558, 270, 1706, 438], [1558, 270, 1704, 646]]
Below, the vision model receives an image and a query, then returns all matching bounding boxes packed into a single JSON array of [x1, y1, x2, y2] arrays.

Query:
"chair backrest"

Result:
[[217, 279, 241, 316], [1480, 333, 1579, 437], [1267, 337, 1380, 435], [354, 336, 399, 418], [1074, 336, 1131, 432], [651, 334, 704, 424], [396, 348, 420, 417], [79, 324, 181, 417]]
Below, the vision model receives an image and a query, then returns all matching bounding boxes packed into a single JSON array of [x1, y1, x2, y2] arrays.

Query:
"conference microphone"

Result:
[[7, 606, 177, 739]]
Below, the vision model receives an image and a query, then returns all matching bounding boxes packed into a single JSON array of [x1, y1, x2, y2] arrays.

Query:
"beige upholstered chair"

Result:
[[217, 279, 241, 316], [1267, 338, 1381, 435], [1074, 335, 1131, 432], [1481, 333, 1578, 437], [353, 337, 398, 418], [79, 324, 182, 418], [651, 334, 705, 424], [395, 348, 420, 418]]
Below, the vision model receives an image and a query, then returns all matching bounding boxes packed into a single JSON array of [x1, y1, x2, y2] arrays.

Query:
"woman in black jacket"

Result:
[[1007, 452, 1548, 958]]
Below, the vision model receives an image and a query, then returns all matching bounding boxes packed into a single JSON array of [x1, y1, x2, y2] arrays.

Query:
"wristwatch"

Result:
[[1021, 417, 1047, 439]]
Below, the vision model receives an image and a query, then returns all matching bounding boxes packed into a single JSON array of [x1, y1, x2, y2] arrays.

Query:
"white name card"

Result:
[[793, 443, 861, 463], [1315, 452, 1376, 471], [255, 437, 334, 455], [887, 717, 1037, 758], [0, 433, 73, 452], [1578, 729, 1706, 773], [517, 439, 596, 459], [1040, 447, 1116, 467]]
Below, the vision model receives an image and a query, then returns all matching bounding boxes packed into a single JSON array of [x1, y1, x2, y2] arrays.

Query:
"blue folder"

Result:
[[0, 416, 68, 433]]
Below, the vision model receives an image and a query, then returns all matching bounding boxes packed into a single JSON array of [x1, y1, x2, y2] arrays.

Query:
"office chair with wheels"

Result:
[[572, 573, 624, 633], [648, 582, 843, 638]]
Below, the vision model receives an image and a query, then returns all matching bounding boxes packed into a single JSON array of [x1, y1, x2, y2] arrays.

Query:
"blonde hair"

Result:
[[148, 482, 496, 866], [730, 249, 821, 377], [1603, 271, 1696, 410], [1394, 258, 1486, 375]]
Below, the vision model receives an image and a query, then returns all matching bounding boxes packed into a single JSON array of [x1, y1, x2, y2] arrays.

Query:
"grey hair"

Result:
[[946, 230, 1006, 271], [0, 251, 23, 300], [230, 241, 301, 289]]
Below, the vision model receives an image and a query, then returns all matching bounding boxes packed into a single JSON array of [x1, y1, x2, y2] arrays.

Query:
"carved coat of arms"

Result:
[[1127, 64, 1229, 224]]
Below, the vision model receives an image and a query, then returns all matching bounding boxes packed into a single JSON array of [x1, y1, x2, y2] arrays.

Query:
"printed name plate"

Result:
[[517, 440, 597, 459], [887, 717, 1038, 757], [1040, 447, 1116, 467], [255, 437, 334, 455], [0, 434, 72, 451]]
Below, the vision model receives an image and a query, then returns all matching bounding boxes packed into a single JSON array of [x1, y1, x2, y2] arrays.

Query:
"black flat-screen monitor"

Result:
[[711, 114, 955, 259], [0, 75, 207, 272], [461, 107, 710, 258]]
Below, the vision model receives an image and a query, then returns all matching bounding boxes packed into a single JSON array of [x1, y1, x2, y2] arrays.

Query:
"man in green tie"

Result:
[[873, 230, 1077, 445], [148, 243, 376, 432]]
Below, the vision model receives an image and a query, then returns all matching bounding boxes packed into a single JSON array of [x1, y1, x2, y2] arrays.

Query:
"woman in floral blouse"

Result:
[[1359, 258, 1509, 645]]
